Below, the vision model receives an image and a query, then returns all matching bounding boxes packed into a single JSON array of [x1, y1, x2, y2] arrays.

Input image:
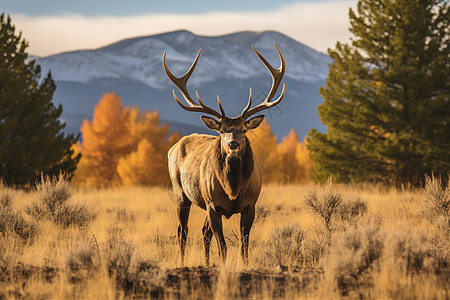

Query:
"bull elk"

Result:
[[162, 44, 285, 265]]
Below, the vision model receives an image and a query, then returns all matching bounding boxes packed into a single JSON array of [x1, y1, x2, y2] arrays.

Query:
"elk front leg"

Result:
[[207, 205, 227, 263], [202, 216, 213, 266], [240, 205, 255, 265], [177, 194, 191, 265]]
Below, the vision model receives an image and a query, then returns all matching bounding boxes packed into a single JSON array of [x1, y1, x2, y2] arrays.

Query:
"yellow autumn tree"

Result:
[[117, 139, 168, 186], [117, 109, 181, 186], [278, 129, 302, 183], [296, 137, 314, 182], [129, 108, 170, 154], [248, 120, 281, 183], [74, 92, 134, 187], [71, 142, 91, 187], [277, 129, 314, 184]]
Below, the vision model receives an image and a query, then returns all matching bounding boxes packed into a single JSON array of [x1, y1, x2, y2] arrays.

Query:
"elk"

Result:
[[162, 44, 285, 265]]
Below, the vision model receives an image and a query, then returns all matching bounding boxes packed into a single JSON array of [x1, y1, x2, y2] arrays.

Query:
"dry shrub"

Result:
[[335, 196, 367, 224], [423, 173, 450, 218], [304, 178, 343, 231], [264, 222, 307, 268], [26, 174, 96, 228], [105, 236, 164, 297], [383, 230, 436, 274], [254, 205, 270, 223], [66, 241, 100, 282], [323, 223, 384, 295], [421, 174, 450, 270], [302, 223, 331, 267], [67, 234, 164, 297], [423, 215, 450, 270], [373, 227, 448, 299], [0, 182, 36, 241]]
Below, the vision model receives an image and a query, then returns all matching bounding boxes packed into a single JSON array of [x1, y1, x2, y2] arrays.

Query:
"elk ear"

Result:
[[201, 115, 221, 131], [245, 115, 264, 130]]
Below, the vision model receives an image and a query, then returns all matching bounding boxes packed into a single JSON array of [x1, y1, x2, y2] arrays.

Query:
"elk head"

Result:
[[162, 44, 286, 157]]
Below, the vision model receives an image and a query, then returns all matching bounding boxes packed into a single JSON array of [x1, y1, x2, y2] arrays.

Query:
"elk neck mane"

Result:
[[213, 137, 254, 199]]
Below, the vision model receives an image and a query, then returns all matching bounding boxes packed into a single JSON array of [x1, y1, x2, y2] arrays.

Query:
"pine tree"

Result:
[[307, 0, 449, 186], [0, 14, 79, 186]]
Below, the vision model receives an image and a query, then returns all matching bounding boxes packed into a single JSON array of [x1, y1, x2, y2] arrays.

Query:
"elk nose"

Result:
[[228, 141, 240, 150]]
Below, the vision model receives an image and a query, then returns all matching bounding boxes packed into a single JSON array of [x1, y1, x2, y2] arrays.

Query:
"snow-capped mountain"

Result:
[[36, 30, 330, 138]]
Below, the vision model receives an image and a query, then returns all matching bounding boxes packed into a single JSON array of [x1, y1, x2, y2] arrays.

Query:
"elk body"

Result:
[[163, 44, 285, 265]]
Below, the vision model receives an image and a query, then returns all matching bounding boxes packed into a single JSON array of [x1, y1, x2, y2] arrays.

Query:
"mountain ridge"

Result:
[[35, 30, 329, 138]]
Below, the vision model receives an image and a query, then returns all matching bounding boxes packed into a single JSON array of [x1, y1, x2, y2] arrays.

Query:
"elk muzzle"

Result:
[[228, 140, 240, 151]]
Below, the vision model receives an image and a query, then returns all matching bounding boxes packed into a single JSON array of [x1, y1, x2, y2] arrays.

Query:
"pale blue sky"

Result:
[[1, 0, 356, 56], [2, 0, 347, 16]]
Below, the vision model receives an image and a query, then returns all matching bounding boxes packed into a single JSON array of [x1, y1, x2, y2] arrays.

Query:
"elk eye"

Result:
[[242, 129, 247, 133]]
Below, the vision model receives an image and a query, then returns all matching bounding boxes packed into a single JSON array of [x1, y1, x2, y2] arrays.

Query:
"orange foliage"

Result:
[[249, 120, 314, 184], [248, 120, 281, 184], [118, 108, 181, 186], [278, 129, 302, 183], [73, 92, 181, 187], [117, 139, 167, 186], [73, 92, 311, 186], [75, 92, 133, 187]]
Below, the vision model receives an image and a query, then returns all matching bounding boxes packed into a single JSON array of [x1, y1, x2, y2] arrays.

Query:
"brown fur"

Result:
[[163, 44, 285, 265], [213, 137, 254, 199]]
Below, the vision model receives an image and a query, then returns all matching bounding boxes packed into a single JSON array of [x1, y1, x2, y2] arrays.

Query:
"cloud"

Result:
[[12, 0, 356, 57]]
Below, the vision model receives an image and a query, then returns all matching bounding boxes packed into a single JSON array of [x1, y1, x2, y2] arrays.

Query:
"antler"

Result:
[[163, 49, 225, 119], [240, 44, 286, 120]]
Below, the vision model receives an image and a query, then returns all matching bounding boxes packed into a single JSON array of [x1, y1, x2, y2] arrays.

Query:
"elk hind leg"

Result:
[[177, 194, 191, 264]]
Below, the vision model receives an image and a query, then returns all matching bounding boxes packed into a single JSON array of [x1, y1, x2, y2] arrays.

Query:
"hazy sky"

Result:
[[1, 0, 357, 57]]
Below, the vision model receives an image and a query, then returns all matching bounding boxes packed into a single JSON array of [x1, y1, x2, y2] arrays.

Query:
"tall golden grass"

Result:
[[0, 176, 448, 299]]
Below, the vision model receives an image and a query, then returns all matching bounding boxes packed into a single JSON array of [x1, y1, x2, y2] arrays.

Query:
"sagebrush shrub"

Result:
[[0, 182, 36, 241], [324, 223, 384, 294], [265, 222, 307, 267], [422, 215, 450, 270], [335, 197, 367, 223], [383, 230, 436, 274], [67, 241, 100, 282], [105, 236, 163, 296], [37, 174, 73, 216], [304, 178, 343, 231], [26, 174, 96, 227], [423, 173, 450, 218]]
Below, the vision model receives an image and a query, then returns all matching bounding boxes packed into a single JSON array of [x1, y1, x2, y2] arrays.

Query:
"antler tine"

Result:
[[240, 88, 253, 117], [163, 49, 223, 119], [240, 44, 286, 119], [216, 95, 226, 118]]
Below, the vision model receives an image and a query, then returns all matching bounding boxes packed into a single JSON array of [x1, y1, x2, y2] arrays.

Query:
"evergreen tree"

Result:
[[308, 0, 449, 186], [0, 14, 79, 186]]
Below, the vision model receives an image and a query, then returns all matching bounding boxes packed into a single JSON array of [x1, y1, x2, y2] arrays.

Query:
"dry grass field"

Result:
[[0, 176, 449, 299]]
